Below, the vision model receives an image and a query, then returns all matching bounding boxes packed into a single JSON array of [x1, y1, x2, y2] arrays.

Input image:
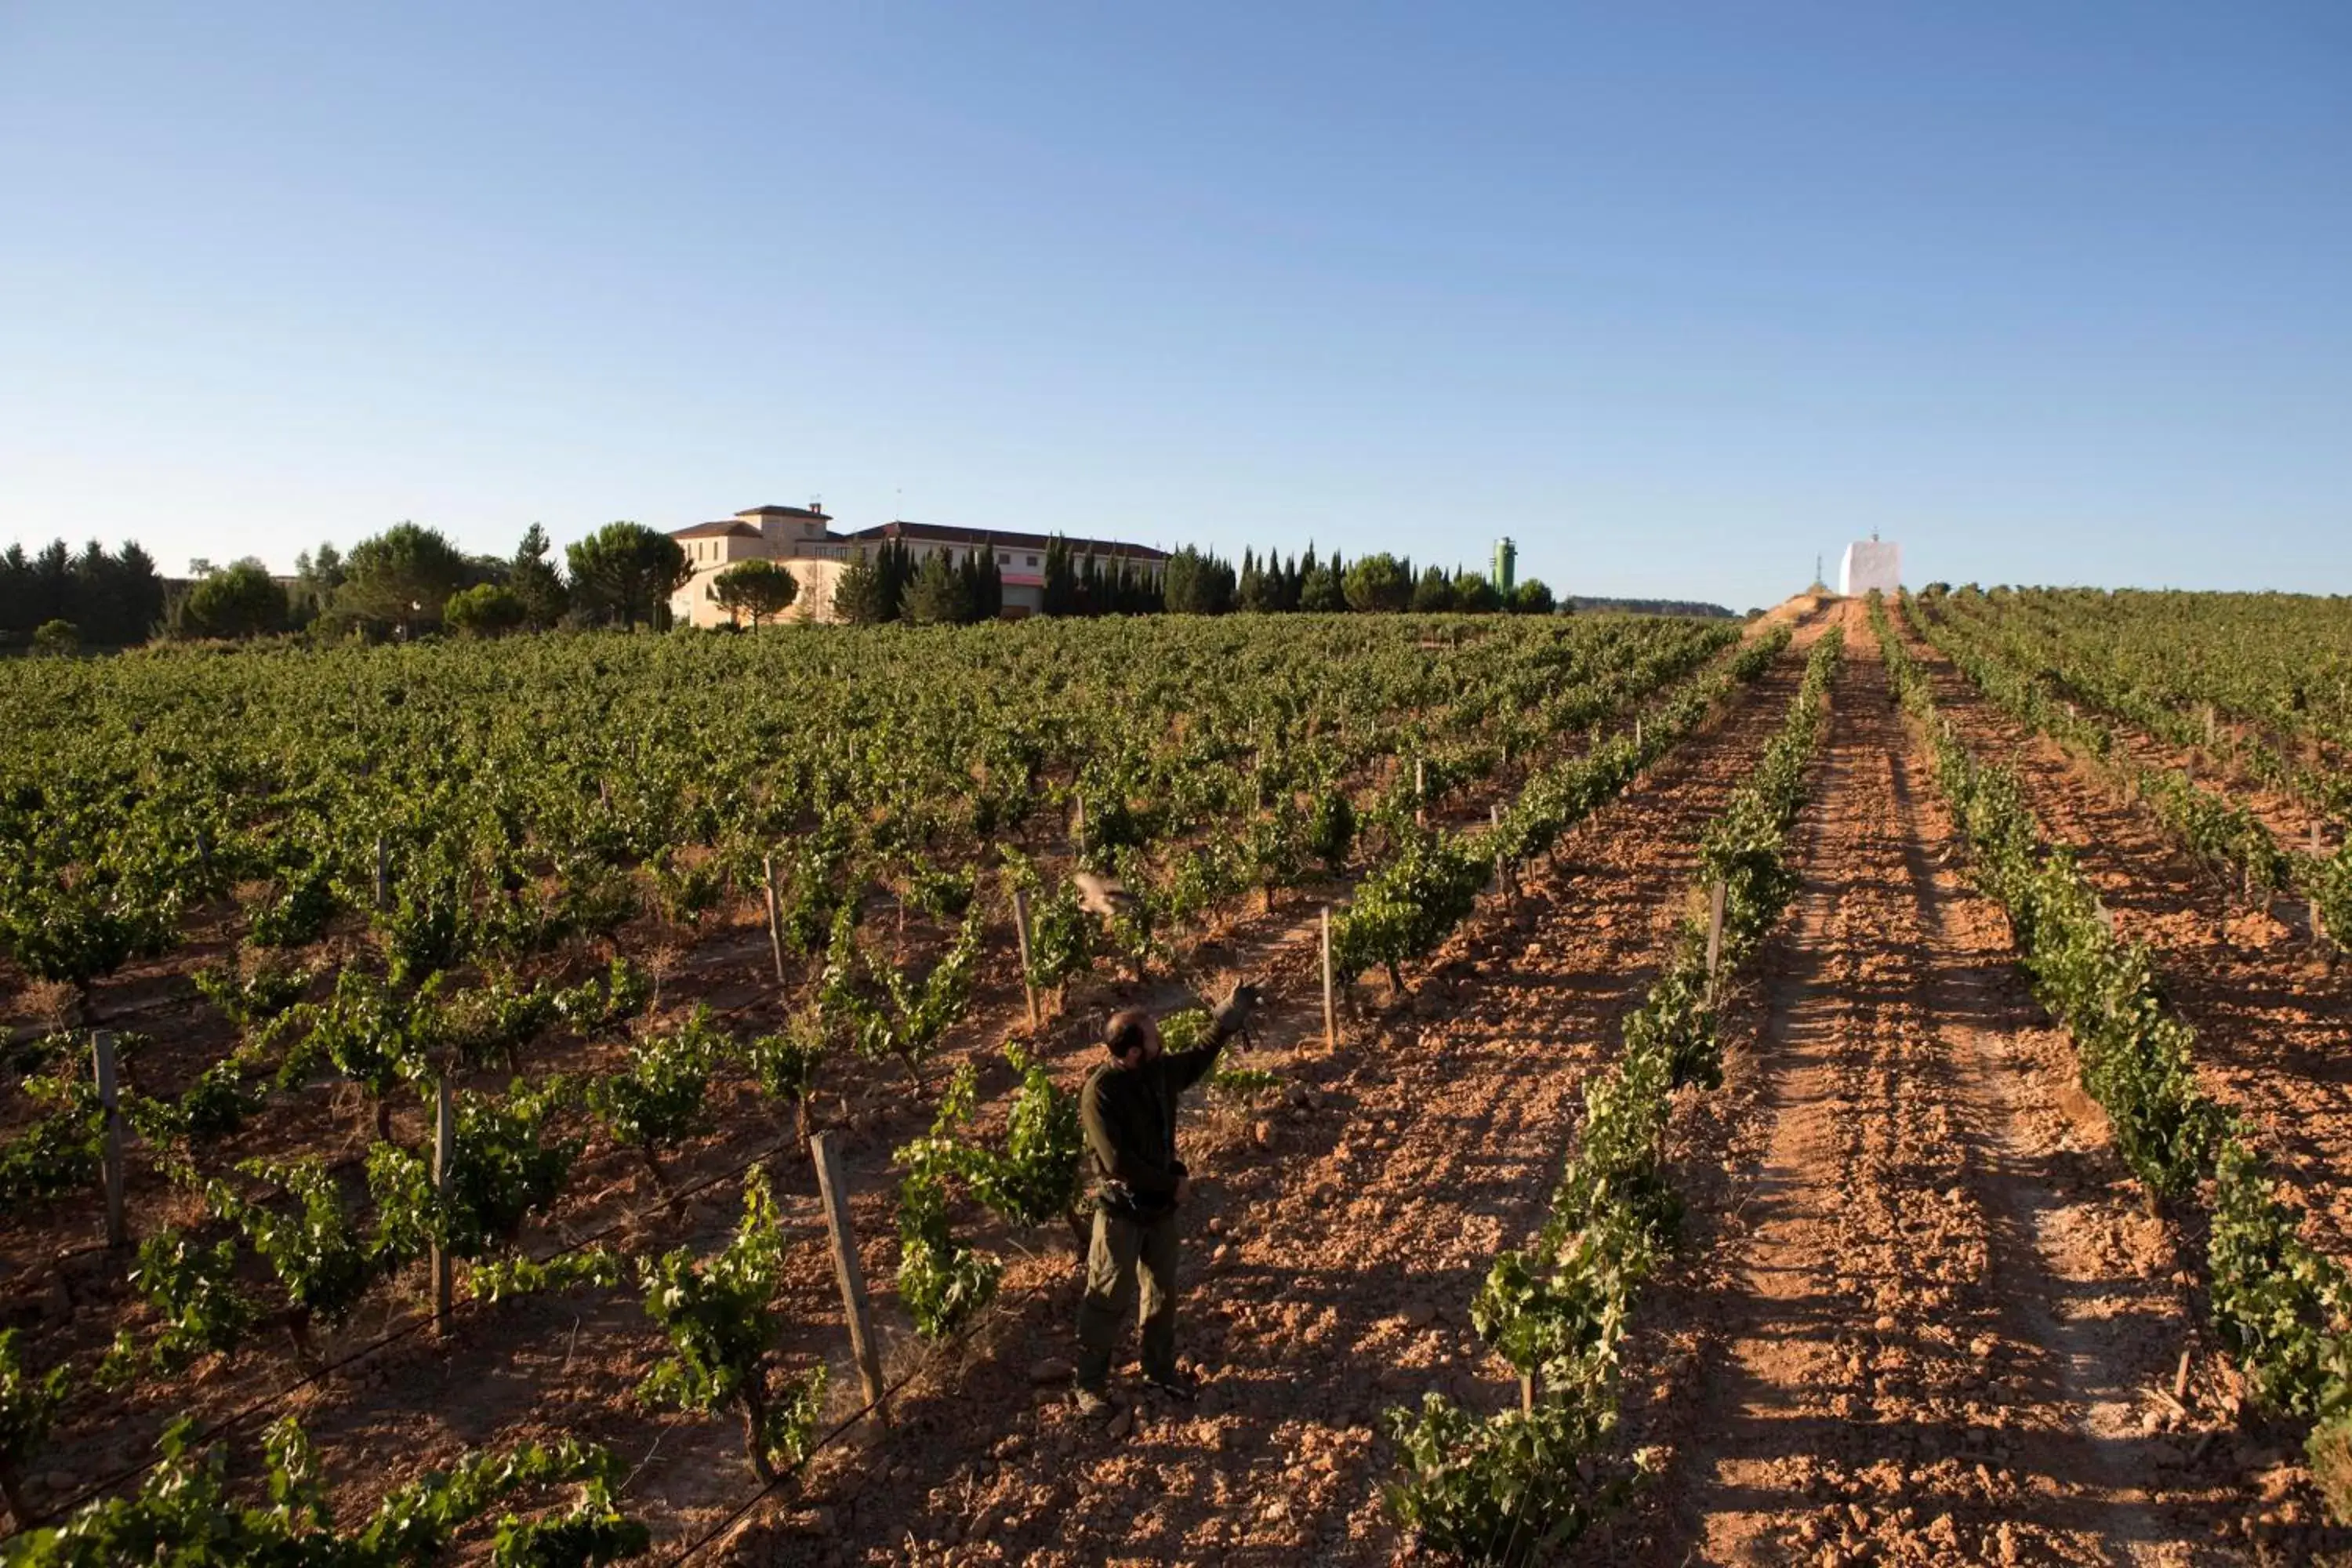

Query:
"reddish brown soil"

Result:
[[0, 631, 1778, 1556], [1615, 606, 2263, 1566], [16, 601, 2350, 1564], [722, 622, 1836, 1564], [1901, 620, 2352, 1262]]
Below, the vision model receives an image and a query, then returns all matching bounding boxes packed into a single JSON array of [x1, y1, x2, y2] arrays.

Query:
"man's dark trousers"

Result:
[[1075, 1206, 1179, 1389]]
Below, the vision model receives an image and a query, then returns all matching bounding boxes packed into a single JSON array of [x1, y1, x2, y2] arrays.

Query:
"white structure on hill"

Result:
[[1839, 539, 1901, 597]]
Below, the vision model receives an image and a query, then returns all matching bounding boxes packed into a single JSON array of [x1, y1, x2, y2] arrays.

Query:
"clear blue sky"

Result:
[[4, 3, 2347, 609]]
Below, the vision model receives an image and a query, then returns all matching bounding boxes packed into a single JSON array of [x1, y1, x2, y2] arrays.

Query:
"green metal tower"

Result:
[[1492, 538, 1517, 595]]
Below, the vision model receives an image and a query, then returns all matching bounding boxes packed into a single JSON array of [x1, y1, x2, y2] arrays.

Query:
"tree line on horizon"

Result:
[[0, 521, 705, 648], [2, 521, 1565, 650], [1158, 544, 1555, 616], [0, 540, 170, 650]]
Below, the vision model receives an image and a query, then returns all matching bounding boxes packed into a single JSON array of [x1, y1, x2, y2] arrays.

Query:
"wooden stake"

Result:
[[1011, 889, 1040, 1030], [431, 1074, 455, 1331], [1635, 714, 1643, 751], [811, 1132, 888, 1425], [761, 853, 788, 986], [1414, 760, 1426, 826], [1320, 906, 1337, 1051], [373, 834, 390, 910], [93, 1031, 126, 1248], [1704, 880, 1726, 993], [1521, 1370, 1537, 1415], [1073, 794, 1086, 851]]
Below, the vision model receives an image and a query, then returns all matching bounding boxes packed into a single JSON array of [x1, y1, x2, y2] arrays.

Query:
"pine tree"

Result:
[[1298, 545, 1345, 612], [903, 550, 973, 624], [510, 524, 569, 629], [1163, 547, 1236, 615]]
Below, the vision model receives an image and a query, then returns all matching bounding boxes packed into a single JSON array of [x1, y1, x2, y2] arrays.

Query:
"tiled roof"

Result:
[[841, 520, 1169, 562], [672, 521, 764, 539], [736, 504, 829, 520]]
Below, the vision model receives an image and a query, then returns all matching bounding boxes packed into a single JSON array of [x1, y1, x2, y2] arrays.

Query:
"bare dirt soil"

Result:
[[1617, 605, 2258, 1566], [16, 599, 2351, 1566], [0, 625, 1786, 1559], [737, 625, 1835, 1565]]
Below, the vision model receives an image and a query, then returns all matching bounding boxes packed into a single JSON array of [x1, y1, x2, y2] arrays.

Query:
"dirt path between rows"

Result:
[[1900, 619, 2352, 1263], [1636, 605, 2233, 1566], [746, 626, 1829, 1564]]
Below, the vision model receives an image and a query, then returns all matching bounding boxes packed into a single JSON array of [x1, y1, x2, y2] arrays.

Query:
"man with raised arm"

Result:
[[1072, 982, 1261, 1414]]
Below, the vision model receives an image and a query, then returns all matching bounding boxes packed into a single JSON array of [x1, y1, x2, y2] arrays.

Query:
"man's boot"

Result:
[[1142, 1366, 1200, 1403]]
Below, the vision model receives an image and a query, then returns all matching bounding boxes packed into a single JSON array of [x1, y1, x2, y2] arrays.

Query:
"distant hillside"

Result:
[[1565, 596, 1740, 619]]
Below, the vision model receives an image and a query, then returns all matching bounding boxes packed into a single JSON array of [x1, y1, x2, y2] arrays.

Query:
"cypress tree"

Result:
[[1043, 536, 1076, 615], [957, 548, 983, 619], [887, 540, 916, 619], [978, 548, 1004, 619]]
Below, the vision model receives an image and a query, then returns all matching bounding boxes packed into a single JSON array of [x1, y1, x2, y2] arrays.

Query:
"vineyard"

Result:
[[3, 594, 2350, 1564]]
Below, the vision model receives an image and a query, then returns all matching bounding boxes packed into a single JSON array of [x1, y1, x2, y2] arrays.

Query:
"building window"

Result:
[[1025, 554, 1038, 566]]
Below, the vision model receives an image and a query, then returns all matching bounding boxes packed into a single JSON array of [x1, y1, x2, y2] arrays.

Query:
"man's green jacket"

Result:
[[1080, 1023, 1234, 1219]]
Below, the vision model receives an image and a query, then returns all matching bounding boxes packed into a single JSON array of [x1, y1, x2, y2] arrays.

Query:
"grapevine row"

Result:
[[0, 615, 1746, 1551], [1904, 592, 2352, 946], [1383, 628, 1844, 1563], [1931, 586, 2352, 821], [1330, 624, 1793, 992], [1867, 593, 2352, 1526]]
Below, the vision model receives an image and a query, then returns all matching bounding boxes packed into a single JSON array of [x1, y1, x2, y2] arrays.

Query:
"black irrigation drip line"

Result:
[[6, 1128, 799, 1540]]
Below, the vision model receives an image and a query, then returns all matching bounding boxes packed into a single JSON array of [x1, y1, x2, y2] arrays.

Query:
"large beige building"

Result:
[[669, 504, 852, 627], [668, 504, 1170, 625]]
